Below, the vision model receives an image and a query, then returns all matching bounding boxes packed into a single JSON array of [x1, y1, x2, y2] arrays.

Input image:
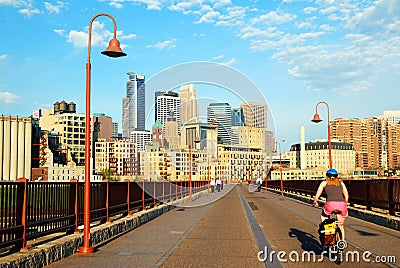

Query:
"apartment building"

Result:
[[95, 138, 137, 177], [289, 140, 356, 176], [331, 114, 400, 174]]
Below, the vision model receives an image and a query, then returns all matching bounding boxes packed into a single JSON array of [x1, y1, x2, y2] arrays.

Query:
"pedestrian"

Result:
[[216, 177, 222, 192], [256, 177, 262, 192], [221, 179, 223, 190], [210, 178, 216, 194]]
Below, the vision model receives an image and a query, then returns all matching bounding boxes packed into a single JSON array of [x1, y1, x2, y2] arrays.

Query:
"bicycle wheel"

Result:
[[333, 227, 343, 264]]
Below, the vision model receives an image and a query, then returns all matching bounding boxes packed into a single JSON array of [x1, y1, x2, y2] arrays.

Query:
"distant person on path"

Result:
[[256, 177, 263, 192], [210, 178, 216, 194], [216, 177, 222, 192], [313, 168, 349, 240]]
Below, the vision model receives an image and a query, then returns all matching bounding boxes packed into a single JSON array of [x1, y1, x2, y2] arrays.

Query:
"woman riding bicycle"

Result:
[[313, 168, 349, 240]]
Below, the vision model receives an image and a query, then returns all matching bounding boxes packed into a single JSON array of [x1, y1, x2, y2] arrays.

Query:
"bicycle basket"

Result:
[[318, 219, 337, 246]]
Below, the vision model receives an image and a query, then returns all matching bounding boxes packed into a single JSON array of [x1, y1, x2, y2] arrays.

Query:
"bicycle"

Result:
[[319, 210, 346, 264]]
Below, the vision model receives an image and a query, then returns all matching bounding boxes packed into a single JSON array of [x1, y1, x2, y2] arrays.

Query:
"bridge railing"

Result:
[[0, 179, 208, 252], [266, 178, 400, 216]]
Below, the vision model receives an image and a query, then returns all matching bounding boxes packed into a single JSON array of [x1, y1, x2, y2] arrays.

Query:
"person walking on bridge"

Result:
[[210, 178, 216, 194], [313, 168, 349, 240]]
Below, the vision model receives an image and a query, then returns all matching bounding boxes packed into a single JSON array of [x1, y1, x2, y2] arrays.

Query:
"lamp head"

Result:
[[101, 38, 127, 58], [194, 136, 201, 144], [311, 113, 322, 123]]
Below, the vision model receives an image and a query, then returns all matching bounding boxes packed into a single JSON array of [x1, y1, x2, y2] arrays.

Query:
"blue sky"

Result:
[[1, 0, 399, 152]]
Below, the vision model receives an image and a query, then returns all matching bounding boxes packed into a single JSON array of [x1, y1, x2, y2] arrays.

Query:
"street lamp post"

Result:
[[78, 13, 126, 254], [189, 136, 200, 202], [311, 101, 332, 169], [275, 139, 285, 197]]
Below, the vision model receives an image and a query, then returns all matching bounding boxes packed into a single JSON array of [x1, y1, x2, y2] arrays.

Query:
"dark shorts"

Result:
[[322, 201, 348, 217]]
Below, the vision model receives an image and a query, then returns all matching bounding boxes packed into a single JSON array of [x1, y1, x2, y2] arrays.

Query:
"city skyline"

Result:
[[1, 0, 399, 152]]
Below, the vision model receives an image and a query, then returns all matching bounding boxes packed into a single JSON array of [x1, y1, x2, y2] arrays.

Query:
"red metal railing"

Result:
[[266, 178, 400, 216], [0, 179, 208, 251]]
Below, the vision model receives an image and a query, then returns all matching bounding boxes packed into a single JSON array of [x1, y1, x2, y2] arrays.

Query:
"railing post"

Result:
[[104, 179, 111, 223], [162, 181, 165, 204], [153, 180, 156, 207], [16, 178, 28, 251], [175, 182, 177, 201], [125, 179, 132, 216], [366, 179, 372, 211], [142, 180, 145, 211], [388, 178, 395, 216], [69, 179, 79, 233]]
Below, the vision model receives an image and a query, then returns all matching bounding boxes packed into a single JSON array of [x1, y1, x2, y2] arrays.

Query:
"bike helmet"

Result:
[[326, 168, 338, 177]]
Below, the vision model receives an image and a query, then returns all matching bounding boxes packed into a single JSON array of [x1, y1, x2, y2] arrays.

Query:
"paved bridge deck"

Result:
[[2, 184, 399, 268]]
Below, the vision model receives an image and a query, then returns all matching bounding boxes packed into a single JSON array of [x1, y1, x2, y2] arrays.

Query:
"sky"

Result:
[[0, 0, 399, 152]]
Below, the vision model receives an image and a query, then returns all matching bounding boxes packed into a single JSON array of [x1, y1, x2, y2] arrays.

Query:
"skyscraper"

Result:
[[240, 102, 267, 129], [232, 107, 245, 126], [155, 90, 181, 136], [122, 72, 145, 139], [207, 103, 232, 145], [240, 102, 269, 151], [179, 84, 199, 125]]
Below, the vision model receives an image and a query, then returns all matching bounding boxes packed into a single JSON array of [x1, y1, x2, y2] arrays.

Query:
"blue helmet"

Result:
[[326, 168, 338, 177]]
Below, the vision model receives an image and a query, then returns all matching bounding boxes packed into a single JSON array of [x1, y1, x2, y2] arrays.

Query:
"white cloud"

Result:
[[213, 55, 225, 60], [44, 1, 67, 14], [251, 10, 296, 25], [303, 6, 317, 14], [18, 7, 40, 17], [221, 57, 236, 65], [0, 92, 20, 104], [146, 39, 177, 50], [195, 8, 221, 24], [53, 29, 65, 36], [66, 21, 134, 48], [109, 0, 123, 9], [213, 0, 231, 9], [0, 54, 8, 60], [169, 0, 200, 12], [135, 0, 163, 10]]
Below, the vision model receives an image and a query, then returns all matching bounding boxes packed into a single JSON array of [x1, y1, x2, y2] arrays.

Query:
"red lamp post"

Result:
[[78, 13, 126, 254], [189, 136, 200, 202], [274, 139, 285, 197], [311, 101, 332, 169]]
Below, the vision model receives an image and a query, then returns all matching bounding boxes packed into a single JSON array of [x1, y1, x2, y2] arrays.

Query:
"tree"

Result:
[[99, 169, 117, 181]]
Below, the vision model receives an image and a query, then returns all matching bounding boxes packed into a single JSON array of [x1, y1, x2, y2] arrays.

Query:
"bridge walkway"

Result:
[[45, 184, 400, 267]]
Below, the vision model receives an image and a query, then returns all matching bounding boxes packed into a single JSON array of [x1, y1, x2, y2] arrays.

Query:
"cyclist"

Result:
[[313, 168, 349, 240]]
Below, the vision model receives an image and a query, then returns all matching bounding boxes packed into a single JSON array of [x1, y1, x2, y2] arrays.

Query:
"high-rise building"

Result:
[[152, 120, 163, 145], [331, 114, 400, 173], [122, 72, 145, 138], [179, 84, 199, 125], [92, 113, 113, 141], [130, 130, 152, 152], [155, 90, 181, 135], [207, 103, 232, 145], [232, 108, 245, 126], [164, 114, 180, 149], [240, 102, 269, 150], [240, 102, 267, 129], [112, 122, 119, 140]]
